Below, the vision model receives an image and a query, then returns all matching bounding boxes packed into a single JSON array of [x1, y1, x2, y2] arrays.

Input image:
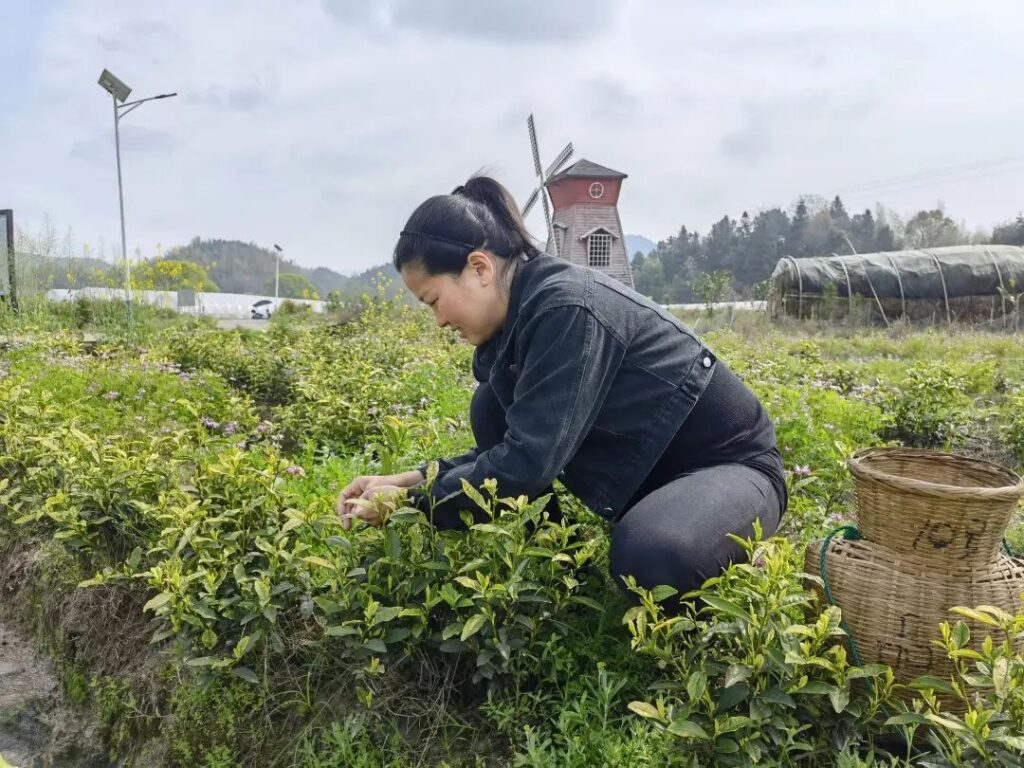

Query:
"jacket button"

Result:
[[701, 355, 712, 368]]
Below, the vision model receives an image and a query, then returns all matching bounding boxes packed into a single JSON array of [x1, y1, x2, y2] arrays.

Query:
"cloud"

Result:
[[3, 1, 1023, 278], [719, 105, 775, 164], [718, 93, 877, 165], [324, 0, 616, 42], [582, 77, 642, 125], [96, 20, 179, 52], [71, 126, 175, 165], [185, 86, 271, 112]]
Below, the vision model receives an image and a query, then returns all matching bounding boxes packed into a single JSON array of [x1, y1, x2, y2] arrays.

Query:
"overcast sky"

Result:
[[3, 1, 1023, 274]]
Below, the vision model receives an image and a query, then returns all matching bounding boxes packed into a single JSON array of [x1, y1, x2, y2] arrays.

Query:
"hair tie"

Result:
[[399, 230, 478, 251]]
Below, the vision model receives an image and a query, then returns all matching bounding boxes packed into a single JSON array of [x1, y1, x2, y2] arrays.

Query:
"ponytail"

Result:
[[393, 175, 542, 279]]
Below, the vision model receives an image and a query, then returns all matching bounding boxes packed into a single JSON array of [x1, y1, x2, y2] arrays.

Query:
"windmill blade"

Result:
[[541, 191, 556, 255], [522, 187, 540, 217], [527, 113, 555, 252], [544, 143, 573, 180], [527, 114, 544, 178]]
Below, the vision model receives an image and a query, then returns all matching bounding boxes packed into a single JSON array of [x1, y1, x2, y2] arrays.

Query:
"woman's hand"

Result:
[[336, 471, 423, 530], [338, 485, 409, 530]]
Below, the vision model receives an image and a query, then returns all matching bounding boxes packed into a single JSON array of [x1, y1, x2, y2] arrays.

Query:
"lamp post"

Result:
[[97, 69, 176, 316], [273, 244, 282, 300]]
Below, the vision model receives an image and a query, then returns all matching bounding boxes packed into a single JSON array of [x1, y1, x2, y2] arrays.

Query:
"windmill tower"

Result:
[[520, 115, 633, 288], [545, 159, 634, 288]]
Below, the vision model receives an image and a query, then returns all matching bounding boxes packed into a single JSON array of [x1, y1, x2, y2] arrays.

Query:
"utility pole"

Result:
[[1, 210, 15, 310], [97, 69, 176, 319], [274, 244, 282, 299]]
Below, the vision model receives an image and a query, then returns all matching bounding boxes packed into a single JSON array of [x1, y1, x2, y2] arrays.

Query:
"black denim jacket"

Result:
[[413, 253, 718, 523]]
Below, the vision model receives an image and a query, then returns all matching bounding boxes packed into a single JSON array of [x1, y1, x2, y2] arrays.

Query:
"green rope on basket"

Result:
[[819, 524, 864, 667]]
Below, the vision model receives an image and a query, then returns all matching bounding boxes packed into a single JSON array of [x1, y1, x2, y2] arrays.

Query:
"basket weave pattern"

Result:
[[849, 448, 1024, 565], [809, 447, 1024, 701], [805, 540, 1024, 683]]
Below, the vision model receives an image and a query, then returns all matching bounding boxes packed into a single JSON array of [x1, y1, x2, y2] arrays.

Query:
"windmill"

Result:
[[522, 114, 572, 256]]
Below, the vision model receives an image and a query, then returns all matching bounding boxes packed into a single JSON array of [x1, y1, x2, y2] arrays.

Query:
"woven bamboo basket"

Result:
[[806, 536, 1024, 708], [848, 448, 1024, 565]]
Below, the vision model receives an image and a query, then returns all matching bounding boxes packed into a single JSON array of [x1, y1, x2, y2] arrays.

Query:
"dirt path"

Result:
[[0, 618, 110, 768]]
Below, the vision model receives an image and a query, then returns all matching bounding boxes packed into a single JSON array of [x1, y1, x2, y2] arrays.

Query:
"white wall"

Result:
[[46, 288, 326, 318]]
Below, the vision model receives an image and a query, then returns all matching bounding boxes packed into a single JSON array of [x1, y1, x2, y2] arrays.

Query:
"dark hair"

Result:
[[393, 175, 541, 282]]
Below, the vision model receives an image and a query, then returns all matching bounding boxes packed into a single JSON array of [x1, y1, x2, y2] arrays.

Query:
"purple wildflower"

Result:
[[201, 417, 220, 430], [102, 391, 120, 400], [256, 421, 273, 434], [221, 421, 238, 436], [285, 465, 305, 477], [792, 464, 812, 477]]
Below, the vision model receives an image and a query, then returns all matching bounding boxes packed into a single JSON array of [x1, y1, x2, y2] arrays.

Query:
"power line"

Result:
[[838, 156, 1024, 196]]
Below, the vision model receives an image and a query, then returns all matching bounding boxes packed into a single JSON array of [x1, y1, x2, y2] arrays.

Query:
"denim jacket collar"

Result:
[[472, 253, 537, 381]]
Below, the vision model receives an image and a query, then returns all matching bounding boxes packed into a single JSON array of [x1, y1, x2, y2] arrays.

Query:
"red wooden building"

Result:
[[545, 159, 634, 288]]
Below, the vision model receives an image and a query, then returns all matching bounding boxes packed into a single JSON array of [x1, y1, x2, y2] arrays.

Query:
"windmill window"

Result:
[[588, 233, 611, 268], [589, 182, 604, 199]]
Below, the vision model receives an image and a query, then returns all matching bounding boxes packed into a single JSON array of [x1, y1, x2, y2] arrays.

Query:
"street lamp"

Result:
[[273, 244, 282, 300], [97, 68, 177, 315]]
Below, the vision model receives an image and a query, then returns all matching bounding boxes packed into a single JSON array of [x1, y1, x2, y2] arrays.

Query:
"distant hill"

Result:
[[163, 238, 402, 298], [625, 234, 655, 257]]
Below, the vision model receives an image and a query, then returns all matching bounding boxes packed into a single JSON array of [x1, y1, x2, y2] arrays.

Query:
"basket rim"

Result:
[[848, 447, 1024, 500]]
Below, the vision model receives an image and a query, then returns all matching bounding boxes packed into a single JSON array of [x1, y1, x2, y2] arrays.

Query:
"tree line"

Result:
[[13, 204, 1024, 306], [631, 196, 1024, 304]]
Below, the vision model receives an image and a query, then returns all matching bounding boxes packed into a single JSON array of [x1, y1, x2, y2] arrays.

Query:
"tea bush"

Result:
[[622, 525, 896, 765], [878, 363, 973, 448], [3, 300, 1024, 765]]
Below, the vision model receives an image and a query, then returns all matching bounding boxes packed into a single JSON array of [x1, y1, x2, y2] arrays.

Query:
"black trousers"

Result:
[[466, 382, 782, 600]]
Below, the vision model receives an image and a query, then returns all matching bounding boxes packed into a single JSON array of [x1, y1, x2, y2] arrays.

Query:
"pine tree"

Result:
[[789, 200, 810, 256]]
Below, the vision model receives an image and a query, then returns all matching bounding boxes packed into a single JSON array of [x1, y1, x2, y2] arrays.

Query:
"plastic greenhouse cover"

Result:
[[769, 245, 1024, 300]]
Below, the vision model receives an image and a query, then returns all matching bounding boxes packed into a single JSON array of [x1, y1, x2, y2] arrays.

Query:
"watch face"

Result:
[[589, 182, 604, 199]]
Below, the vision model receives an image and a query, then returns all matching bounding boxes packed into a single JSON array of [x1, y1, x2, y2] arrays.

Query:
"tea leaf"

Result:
[[702, 595, 749, 622], [717, 683, 750, 710], [627, 701, 663, 722], [461, 613, 487, 641], [667, 718, 709, 739], [143, 592, 173, 613], [231, 666, 260, 685], [650, 585, 678, 603]]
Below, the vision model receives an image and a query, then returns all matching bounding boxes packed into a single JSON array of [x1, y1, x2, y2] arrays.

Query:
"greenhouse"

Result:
[[769, 244, 1024, 324]]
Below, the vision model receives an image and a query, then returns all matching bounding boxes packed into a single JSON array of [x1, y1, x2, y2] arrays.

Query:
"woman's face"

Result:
[[401, 251, 509, 346]]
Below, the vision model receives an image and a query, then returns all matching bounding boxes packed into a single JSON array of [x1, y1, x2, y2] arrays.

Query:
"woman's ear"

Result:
[[467, 250, 497, 287]]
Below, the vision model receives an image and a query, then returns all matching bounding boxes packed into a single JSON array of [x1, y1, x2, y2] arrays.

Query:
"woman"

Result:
[[337, 175, 786, 599]]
